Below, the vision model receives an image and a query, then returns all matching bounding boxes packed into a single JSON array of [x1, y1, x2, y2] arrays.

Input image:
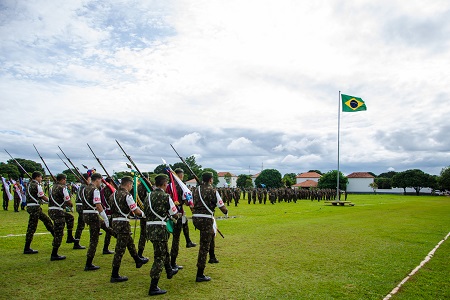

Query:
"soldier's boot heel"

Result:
[[134, 255, 149, 268], [149, 279, 167, 296], [110, 267, 128, 283]]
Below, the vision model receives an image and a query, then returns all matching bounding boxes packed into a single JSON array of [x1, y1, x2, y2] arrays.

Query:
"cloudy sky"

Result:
[[1, 0, 449, 177]]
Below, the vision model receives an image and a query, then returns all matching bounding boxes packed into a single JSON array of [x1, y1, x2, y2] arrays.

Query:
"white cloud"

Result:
[[227, 137, 252, 151]]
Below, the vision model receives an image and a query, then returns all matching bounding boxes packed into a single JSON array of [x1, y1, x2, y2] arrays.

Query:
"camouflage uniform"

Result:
[[143, 188, 177, 280], [110, 187, 139, 268], [49, 182, 71, 250], [192, 182, 226, 270], [137, 182, 149, 257], [13, 183, 21, 212], [74, 184, 85, 241], [24, 180, 54, 251], [83, 184, 114, 263], [101, 185, 114, 252]]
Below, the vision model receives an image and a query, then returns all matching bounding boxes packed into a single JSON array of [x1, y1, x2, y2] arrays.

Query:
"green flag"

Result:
[[341, 94, 367, 112]]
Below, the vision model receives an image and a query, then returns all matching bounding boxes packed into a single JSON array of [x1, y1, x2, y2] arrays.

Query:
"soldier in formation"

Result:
[[109, 176, 148, 283], [24, 171, 54, 254], [192, 171, 228, 282], [144, 174, 179, 296]]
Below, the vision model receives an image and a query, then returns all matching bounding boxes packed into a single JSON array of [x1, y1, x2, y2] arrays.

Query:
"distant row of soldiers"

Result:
[[215, 187, 340, 205]]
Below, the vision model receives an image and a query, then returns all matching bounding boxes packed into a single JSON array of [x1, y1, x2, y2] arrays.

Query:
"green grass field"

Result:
[[0, 194, 449, 300]]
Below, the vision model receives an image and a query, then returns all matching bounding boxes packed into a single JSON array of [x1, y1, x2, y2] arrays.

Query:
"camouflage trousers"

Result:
[[64, 212, 74, 230], [170, 218, 183, 262], [25, 206, 54, 245], [74, 207, 85, 240], [150, 240, 170, 280], [14, 196, 20, 211], [83, 214, 115, 260], [138, 218, 146, 253], [103, 215, 112, 250], [192, 217, 215, 269], [49, 210, 65, 248], [112, 220, 137, 268]]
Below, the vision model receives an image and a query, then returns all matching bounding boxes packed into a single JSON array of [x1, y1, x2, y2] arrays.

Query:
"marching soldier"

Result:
[[101, 177, 115, 254], [144, 174, 179, 296], [73, 174, 89, 250], [24, 171, 54, 254], [13, 181, 22, 212], [169, 168, 196, 272], [192, 171, 228, 282], [109, 176, 148, 283], [82, 173, 115, 271], [136, 174, 150, 259], [48, 174, 73, 261]]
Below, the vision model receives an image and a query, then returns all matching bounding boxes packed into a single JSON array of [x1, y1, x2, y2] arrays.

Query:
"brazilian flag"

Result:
[[341, 94, 367, 112]]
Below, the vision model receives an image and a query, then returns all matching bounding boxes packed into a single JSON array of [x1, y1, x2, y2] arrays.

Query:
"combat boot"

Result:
[[165, 264, 178, 279], [66, 230, 76, 243], [110, 267, 128, 283], [196, 268, 211, 282], [50, 247, 66, 261], [23, 242, 38, 254], [170, 257, 183, 270], [102, 247, 114, 255], [149, 278, 166, 296], [186, 241, 197, 248], [84, 258, 100, 271], [134, 255, 149, 268], [208, 256, 219, 264], [73, 240, 86, 250]]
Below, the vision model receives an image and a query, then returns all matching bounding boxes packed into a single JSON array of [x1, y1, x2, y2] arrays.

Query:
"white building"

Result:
[[293, 172, 321, 188], [217, 172, 238, 188], [346, 172, 375, 193]]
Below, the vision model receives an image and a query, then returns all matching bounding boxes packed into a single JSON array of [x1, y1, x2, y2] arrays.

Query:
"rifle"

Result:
[[86, 143, 119, 190], [56, 153, 83, 183], [170, 144, 201, 184], [33, 144, 56, 182], [4, 149, 32, 179], [115, 139, 154, 192], [58, 146, 88, 185]]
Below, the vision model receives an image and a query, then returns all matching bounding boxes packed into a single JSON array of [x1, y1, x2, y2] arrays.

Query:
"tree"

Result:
[[245, 178, 254, 188], [392, 171, 408, 194], [0, 162, 20, 179], [393, 169, 433, 195], [224, 172, 232, 186], [236, 174, 250, 189], [7, 158, 44, 177], [202, 168, 219, 186], [317, 170, 348, 190], [62, 169, 78, 183], [254, 169, 282, 188], [369, 182, 378, 194], [403, 169, 431, 196], [153, 164, 167, 175], [308, 170, 322, 175], [114, 171, 133, 179], [282, 173, 296, 187], [439, 166, 450, 191], [185, 156, 202, 181], [378, 171, 397, 178], [375, 177, 392, 189]]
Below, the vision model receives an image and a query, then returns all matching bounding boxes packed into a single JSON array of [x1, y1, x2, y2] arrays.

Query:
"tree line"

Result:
[[1, 157, 449, 194]]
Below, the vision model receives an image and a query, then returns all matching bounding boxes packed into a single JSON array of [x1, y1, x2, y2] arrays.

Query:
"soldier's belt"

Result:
[[49, 207, 63, 211], [27, 203, 40, 207], [76, 203, 83, 206], [113, 217, 129, 222], [146, 221, 166, 226], [83, 210, 98, 214], [192, 214, 214, 219]]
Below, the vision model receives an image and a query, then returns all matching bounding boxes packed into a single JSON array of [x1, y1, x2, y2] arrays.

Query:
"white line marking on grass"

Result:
[[383, 231, 450, 300], [0, 232, 51, 238]]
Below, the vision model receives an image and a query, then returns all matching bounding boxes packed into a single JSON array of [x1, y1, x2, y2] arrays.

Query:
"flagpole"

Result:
[[337, 91, 341, 201]]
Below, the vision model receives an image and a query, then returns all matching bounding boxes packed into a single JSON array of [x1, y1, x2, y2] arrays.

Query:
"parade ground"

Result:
[[0, 194, 449, 299]]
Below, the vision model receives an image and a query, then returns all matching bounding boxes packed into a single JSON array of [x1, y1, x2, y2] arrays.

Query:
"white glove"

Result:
[[141, 211, 146, 218], [100, 210, 109, 227], [225, 213, 229, 219]]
